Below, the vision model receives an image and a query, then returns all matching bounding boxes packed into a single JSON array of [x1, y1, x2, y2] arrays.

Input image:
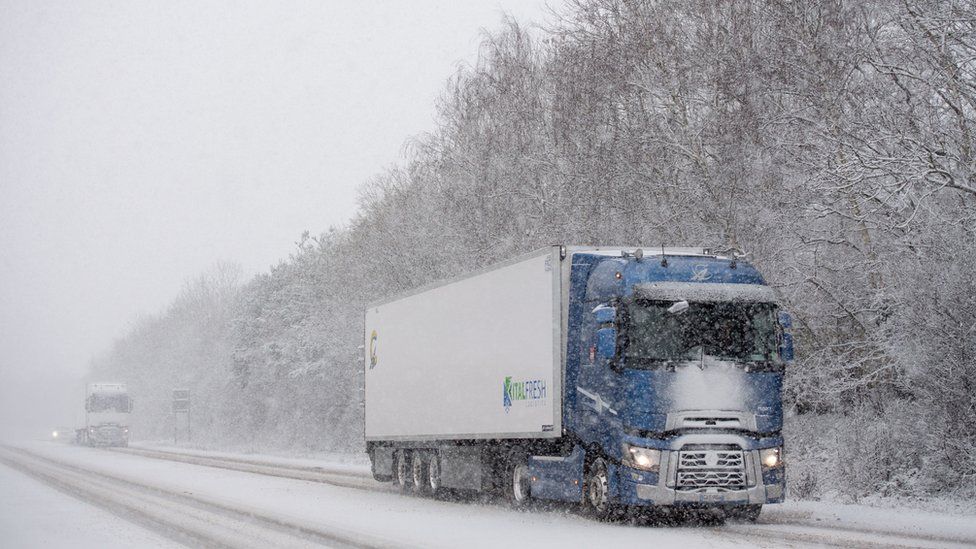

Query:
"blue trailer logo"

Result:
[[503, 376, 547, 412]]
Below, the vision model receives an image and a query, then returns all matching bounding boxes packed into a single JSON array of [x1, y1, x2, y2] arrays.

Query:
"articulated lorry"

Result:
[[364, 246, 792, 519], [78, 382, 132, 447]]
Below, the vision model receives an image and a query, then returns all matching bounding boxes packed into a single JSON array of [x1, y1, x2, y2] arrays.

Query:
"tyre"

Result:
[[393, 450, 412, 490], [585, 458, 618, 520], [411, 451, 429, 494], [427, 451, 441, 494], [505, 453, 532, 507]]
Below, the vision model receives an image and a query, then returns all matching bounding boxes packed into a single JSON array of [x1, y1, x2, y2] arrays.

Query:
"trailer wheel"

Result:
[[505, 453, 531, 507], [585, 458, 617, 520], [427, 452, 441, 494], [393, 450, 412, 490], [411, 451, 429, 494]]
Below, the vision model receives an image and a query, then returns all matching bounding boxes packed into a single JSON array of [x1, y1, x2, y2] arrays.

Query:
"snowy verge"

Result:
[[0, 460, 182, 549], [766, 499, 976, 545], [785, 413, 976, 516]]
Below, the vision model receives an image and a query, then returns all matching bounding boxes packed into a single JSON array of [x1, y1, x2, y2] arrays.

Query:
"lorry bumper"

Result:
[[87, 426, 128, 446], [89, 437, 127, 447], [617, 445, 785, 507], [628, 481, 769, 506]]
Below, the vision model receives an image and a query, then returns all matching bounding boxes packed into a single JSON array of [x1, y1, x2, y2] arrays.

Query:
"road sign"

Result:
[[172, 388, 190, 442]]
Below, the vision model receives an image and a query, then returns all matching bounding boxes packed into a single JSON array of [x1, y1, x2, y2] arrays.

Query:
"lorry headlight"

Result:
[[622, 444, 661, 472], [52, 431, 58, 438], [760, 447, 782, 468]]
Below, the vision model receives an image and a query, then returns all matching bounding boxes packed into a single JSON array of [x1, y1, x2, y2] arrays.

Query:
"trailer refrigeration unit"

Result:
[[364, 246, 793, 520], [78, 382, 132, 447]]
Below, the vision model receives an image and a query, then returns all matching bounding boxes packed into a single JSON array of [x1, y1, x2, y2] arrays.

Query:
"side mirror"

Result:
[[128, 399, 134, 413], [780, 333, 794, 362], [596, 327, 617, 359], [593, 304, 616, 324], [778, 312, 794, 362], [778, 311, 793, 329], [592, 304, 618, 362]]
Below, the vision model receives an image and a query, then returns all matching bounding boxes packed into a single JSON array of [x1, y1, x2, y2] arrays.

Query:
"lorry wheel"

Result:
[[393, 450, 412, 490], [427, 452, 441, 494], [585, 458, 617, 520], [505, 453, 532, 507], [411, 452, 429, 494]]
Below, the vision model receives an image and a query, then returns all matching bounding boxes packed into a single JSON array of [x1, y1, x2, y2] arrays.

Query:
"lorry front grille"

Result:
[[95, 426, 122, 439], [675, 449, 745, 492]]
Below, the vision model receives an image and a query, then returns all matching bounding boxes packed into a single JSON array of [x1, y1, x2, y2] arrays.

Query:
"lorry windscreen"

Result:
[[623, 300, 781, 370], [88, 394, 130, 413]]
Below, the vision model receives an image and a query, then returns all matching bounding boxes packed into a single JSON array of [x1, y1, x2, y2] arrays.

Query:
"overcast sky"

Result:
[[0, 0, 551, 436]]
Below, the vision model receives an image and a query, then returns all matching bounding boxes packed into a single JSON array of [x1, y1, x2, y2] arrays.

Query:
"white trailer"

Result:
[[364, 247, 563, 442]]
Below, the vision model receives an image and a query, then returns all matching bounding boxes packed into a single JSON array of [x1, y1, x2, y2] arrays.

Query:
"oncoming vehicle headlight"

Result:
[[622, 443, 661, 472], [760, 447, 783, 468]]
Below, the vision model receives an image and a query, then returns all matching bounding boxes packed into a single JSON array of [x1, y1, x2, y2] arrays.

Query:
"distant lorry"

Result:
[[364, 246, 792, 520], [77, 382, 132, 447]]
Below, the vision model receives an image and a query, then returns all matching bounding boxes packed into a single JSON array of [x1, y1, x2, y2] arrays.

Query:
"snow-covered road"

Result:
[[2, 441, 974, 548], [0, 453, 182, 549]]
